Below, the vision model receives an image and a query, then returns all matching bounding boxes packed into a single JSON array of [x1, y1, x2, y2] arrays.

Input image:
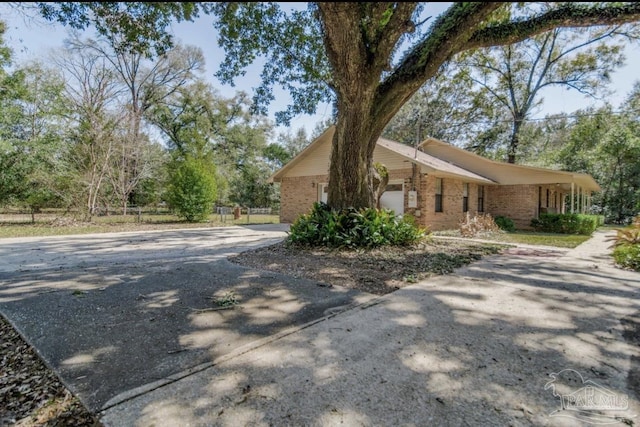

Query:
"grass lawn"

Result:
[[0, 213, 281, 239], [433, 229, 594, 248], [483, 230, 592, 248]]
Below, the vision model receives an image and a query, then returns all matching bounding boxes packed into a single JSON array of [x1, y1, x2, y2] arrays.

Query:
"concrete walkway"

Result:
[[94, 229, 640, 427]]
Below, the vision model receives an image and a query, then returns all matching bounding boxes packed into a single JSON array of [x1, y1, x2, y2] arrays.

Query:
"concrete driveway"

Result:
[[0, 224, 372, 412], [95, 229, 640, 427], [3, 227, 640, 426]]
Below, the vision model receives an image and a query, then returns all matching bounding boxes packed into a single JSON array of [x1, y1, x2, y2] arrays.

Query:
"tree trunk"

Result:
[[508, 116, 524, 164], [327, 111, 380, 210]]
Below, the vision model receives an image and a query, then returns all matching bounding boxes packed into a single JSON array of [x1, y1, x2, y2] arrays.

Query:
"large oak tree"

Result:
[[212, 2, 640, 210], [35, 2, 640, 210]]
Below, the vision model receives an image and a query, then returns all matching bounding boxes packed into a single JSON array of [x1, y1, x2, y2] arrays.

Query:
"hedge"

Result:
[[530, 213, 604, 235]]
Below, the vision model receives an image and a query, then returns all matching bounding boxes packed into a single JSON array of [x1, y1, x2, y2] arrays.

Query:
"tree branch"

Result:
[[374, 2, 503, 124], [464, 3, 640, 51]]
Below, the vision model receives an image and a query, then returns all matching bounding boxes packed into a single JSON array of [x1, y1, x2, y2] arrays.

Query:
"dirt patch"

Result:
[[230, 238, 506, 295]]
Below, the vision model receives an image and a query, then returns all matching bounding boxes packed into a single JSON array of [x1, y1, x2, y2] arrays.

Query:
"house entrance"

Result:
[[319, 181, 405, 215], [380, 181, 404, 215]]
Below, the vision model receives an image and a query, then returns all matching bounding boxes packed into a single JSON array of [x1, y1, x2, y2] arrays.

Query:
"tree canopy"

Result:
[[31, 2, 640, 212], [210, 2, 640, 209]]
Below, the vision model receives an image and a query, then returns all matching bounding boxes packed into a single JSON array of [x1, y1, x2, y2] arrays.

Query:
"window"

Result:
[[435, 178, 443, 212], [477, 185, 484, 212], [462, 183, 469, 212]]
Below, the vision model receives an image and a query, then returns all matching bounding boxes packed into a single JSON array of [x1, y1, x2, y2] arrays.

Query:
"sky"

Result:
[[2, 3, 640, 139]]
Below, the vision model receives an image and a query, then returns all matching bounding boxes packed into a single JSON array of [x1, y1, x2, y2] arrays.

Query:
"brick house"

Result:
[[269, 126, 600, 230]]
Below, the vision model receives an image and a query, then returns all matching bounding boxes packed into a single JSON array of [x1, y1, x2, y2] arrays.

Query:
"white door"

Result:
[[380, 181, 404, 215], [319, 183, 328, 203]]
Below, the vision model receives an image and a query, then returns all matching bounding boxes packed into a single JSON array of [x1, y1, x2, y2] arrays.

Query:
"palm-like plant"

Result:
[[608, 216, 640, 248]]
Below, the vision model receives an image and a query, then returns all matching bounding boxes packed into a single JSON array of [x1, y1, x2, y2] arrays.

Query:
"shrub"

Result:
[[459, 212, 500, 238], [494, 216, 515, 232], [530, 213, 602, 235], [613, 244, 640, 271], [287, 202, 427, 248], [607, 220, 640, 271], [166, 158, 217, 222]]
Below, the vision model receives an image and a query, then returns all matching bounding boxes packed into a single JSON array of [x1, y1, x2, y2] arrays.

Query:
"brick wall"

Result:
[[279, 174, 328, 223], [487, 185, 536, 229], [419, 175, 482, 231], [280, 169, 416, 224], [487, 184, 562, 229], [280, 170, 565, 231]]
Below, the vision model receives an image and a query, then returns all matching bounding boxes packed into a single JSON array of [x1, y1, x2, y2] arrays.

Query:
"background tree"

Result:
[[0, 20, 29, 207], [229, 161, 279, 209], [145, 79, 220, 212], [207, 92, 273, 206], [54, 45, 123, 219], [0, 38, 69, 222], [65, 35, 205, 214], [383, 65, 491, 147], [556, 97, 640, 223], [22, 2, 640, 213], [511, 114, 574, 167], [264, 127, 311, 172], [146, 79, 274, 207], [166, 156, 217, 222], [13, 61, 68, 220], [457, 20, 633, 163]]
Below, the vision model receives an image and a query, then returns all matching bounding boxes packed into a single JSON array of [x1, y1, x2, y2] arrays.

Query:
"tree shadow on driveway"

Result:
[[97, 247, 640, 426], [0, 228, 372, 412]]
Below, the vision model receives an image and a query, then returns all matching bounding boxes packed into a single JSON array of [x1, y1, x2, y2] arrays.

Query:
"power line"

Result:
[[526, 108, 640, 122], [439, 108, 640, 127]]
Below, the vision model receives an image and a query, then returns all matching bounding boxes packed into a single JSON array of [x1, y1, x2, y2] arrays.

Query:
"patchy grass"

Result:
[[433, 229, 591, 248], [484, 231, 591, 248], [212, 290, 240, 307], [599, 224, 626, 232], [0, 214, 280, 239]]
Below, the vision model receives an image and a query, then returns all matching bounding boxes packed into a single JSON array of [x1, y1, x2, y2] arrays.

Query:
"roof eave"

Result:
[[268, 125, 336, 183]]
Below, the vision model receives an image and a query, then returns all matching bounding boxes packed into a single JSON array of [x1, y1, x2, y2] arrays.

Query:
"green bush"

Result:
[[494, 216, 515, 232], [613, 244, 640, 271], [530, 213, 603, 235], [287, 202, 427, 248], [167, 158, 217, 222]]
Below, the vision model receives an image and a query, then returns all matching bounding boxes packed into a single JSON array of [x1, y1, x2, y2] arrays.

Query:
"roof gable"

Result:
[[419, 137, 600, 191], [270, 126, 600, 191]]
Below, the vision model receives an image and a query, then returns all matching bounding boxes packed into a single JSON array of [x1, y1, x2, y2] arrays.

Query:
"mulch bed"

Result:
[[0, 315, 101, 427]]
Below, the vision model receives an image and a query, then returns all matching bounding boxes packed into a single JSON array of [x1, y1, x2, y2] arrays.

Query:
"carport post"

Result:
[[570, 182, 575, 214]]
